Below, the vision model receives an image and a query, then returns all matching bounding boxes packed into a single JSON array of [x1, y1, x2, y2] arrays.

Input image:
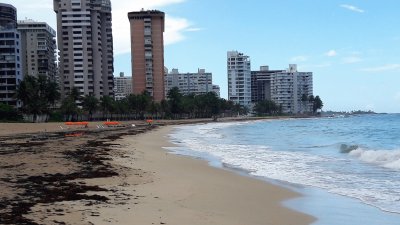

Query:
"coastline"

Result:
[[0, 120, 315, 224], [81, 125, 315, 225]]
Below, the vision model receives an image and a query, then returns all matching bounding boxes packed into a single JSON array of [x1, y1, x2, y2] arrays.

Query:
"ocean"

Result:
[[166, 114, 400, 225]]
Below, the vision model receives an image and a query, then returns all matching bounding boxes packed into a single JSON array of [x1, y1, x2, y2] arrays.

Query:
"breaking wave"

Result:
[[349, 148, 400, 170]]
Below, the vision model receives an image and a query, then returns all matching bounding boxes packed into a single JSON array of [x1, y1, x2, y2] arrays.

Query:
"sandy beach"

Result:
[[0, 120, 315, 224]]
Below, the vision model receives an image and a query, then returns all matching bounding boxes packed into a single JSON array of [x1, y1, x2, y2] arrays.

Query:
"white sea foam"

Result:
[[349, 148, 400, 170], [168, 120, 400, 214]]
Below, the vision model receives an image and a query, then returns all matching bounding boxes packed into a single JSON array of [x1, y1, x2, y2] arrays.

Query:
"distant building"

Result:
[[212, 85, 221, 97], [251, 66, 285, 103], [0, 3, 22, 107], [114, 72, 132, 101], [270, 64, 313, 114], [128, 10, 165, 101], [54, 0, 114, 99], [17, 20, 57, 81], [227, 51, 252, 107], [165, 68, 216, 96]]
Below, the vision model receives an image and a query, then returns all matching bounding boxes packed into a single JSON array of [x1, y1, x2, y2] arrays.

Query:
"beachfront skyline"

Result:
[[4, 0, 400, 113]]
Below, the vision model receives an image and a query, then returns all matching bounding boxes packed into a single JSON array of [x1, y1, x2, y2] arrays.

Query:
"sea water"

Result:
[[166, 114, 400, 225]]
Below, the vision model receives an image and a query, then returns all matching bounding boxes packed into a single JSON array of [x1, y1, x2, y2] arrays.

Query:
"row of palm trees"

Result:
[[15, 76, 248, 121], [14, 75, 322, 122]]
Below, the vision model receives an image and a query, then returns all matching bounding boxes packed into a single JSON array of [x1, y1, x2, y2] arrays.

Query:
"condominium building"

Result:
[[54, 0, 114, 99], [17, 20, 57, 80], [227, 51, 252, 107], [165, 68, 215, 96], [113, 72, 132, 101], [212, 85, 221, 97], [270, 64, 313, 114], [0, 3, 22, 107], [251, 66, 284, 103], [128, 10, 165, 101]]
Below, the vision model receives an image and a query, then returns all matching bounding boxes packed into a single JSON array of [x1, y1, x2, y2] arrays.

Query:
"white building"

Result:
[[270, 64, 313, 114], [114, 72, 132, 101], [54, 0, 114, 99], [165, 68, 217, 96], [227, 51, 252, 107]]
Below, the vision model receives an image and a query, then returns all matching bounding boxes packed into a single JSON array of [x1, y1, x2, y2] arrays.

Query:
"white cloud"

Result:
[[164, 16, 192, 45], [111, 0, 200, 55], [290, 55, 308, 62], [361, 64, 400, 72], [298, 63, 332, 71], [325, 50, 337, 57], [340, 4, 365, 13], [342, 56, 362, 64], [3, 0, 197, 55]]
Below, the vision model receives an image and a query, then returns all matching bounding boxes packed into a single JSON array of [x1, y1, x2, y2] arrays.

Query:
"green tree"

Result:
[[160, 99, 170, 119], [167, 87, 183, 118], [313, 95, 323, 113], [100, 95, 115, 120], [16, 75, 60, 122], [82, 95, 98, 121], [0, 103, 22, 121], [136, 91, 151, 119], [254, 100, 279, 116]]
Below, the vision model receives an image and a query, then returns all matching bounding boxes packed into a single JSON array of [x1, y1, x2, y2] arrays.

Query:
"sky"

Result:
[[3, 0, 400, 113]]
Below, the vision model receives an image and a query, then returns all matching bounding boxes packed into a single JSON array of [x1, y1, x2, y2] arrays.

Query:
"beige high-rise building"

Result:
[[54, 0, 114, 99], [128, 10, 165, 101], [17, 20, 57, 81]]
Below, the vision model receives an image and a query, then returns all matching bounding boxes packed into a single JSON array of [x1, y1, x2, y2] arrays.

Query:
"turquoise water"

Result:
[[167, 114, 400, 224]]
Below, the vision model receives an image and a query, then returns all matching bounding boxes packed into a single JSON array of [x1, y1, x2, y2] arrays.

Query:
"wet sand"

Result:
[[0, 120, 315, 224]]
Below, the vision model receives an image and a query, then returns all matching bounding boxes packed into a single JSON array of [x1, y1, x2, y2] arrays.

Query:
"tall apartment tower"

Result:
[[54, 0, 114, 99], [227, 51, 252, 107], [0, 3, 22, 106], [17, 20, 57, 81], [128, 10, 165, 101], [270, 64, 313, 114]]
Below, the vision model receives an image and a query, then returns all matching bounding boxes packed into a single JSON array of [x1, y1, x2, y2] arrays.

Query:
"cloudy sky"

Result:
[[3, 0, 400, 112]]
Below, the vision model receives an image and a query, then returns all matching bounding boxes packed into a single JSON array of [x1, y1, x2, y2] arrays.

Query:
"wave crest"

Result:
[[349, 148, 400, 170]]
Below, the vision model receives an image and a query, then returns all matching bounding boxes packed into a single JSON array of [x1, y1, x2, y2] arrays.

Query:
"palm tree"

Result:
[[167, 87, 183, 118], [82, 95, 98, 121], [313, 95, 323, 114], [16, 75, 60, 122], [100, 95, 115, 120]]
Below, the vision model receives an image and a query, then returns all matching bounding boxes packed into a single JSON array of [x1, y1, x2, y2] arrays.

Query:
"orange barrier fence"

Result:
[[65, 121, 89, 126], [103, 121, 121, 126]]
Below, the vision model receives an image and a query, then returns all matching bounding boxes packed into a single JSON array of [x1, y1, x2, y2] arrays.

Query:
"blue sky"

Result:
[[4, 0, 400, 112]]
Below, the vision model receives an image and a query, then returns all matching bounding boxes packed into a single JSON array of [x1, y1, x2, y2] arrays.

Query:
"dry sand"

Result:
[[82, 126, 315, 225], [0, 120, 315, 224]]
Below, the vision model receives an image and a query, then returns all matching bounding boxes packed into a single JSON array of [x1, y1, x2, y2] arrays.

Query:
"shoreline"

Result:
[[0, 119, 315, 224], [83, 125, 315, 225]]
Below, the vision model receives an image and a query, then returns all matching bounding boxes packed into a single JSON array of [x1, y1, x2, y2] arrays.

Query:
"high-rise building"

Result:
[[113, 72, 132, 101], [54, 0, 114, 99], [227, 51, 252, 107], [251, 66, 284, 103], [17, 20, 57, 80], [270, 64, 313, 114], [0, 3, 22, 106], [164, 68, 215, 96], [128, 10, 165, 101]]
